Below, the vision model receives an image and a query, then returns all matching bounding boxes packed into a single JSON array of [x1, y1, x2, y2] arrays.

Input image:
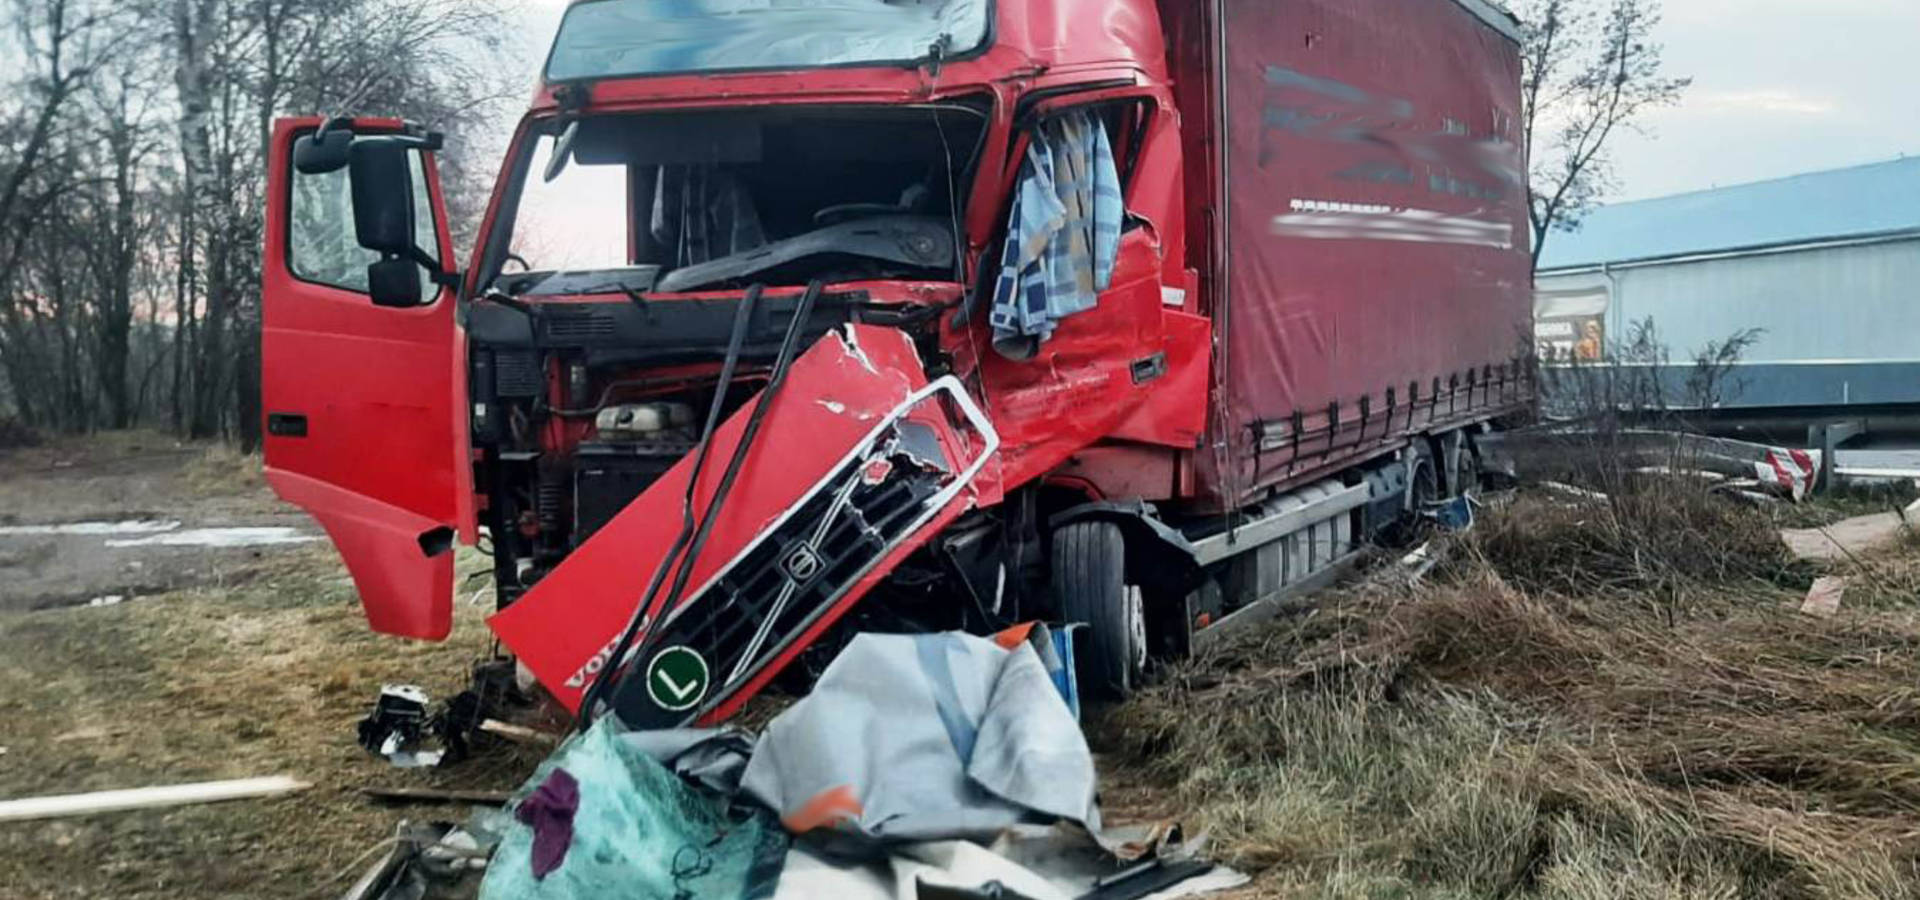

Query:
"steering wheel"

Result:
[[502, 252, 532, 273]]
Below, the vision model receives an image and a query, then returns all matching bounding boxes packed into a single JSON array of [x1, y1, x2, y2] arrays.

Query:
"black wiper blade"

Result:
[[654, 215, 953, 293]]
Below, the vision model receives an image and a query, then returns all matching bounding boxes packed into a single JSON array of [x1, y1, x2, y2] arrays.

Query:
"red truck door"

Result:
[[261, 117, 467, 640]]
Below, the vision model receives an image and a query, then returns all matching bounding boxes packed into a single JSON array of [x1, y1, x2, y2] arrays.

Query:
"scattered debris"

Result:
[[742, 630, 1097, 841], [1729, 489, 1783, 506], [1800, 576, 1849, 618], [1494, 429, 1841, 501], [354, 663, 537, 769], [478, 719, 785, 898], [339, 819, 502, 900], [1632, 466, 1727, 483], [358, 684, 443, 768], [1753, 447, 1819, 501], [462, 628, 1239, 898], [1539, 480, 1608, 502], [772, 824, 1245, 899], [515, 769, 580, 879], [1422, 495, 1474, 531], [480, 719, 560, 746], [0, 775, 309, 822], [362, 787, 514, 806], [1782, 511, 1909, 562], [1400, 542, 1440, 584]]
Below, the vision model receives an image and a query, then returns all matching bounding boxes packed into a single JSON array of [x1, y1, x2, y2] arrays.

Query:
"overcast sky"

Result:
[[515, 0, 1920, 207], [1600, 0, 1920, 200]]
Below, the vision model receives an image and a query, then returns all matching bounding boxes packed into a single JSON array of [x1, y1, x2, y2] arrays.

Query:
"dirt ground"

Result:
[[0, 432, 317, 611], [4, 431, 1916, 899], [0, 433, 538, 899]]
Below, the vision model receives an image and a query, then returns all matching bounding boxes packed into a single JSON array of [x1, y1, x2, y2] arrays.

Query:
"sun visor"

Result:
[[571, 114, 764, 167]]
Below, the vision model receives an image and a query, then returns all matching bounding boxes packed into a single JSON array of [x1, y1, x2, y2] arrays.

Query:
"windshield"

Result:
[[546, 0, 990, 81], [493, 105, 986, 295]]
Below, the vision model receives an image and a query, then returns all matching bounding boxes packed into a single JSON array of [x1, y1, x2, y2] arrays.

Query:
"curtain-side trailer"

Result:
[[259, 0, 1533, 727]]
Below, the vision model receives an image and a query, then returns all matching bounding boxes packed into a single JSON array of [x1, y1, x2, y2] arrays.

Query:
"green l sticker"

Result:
[[645, 645, 710, 712]]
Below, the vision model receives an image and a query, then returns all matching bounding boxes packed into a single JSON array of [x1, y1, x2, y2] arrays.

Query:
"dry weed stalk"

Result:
[[1101, 487, 1920, 898]]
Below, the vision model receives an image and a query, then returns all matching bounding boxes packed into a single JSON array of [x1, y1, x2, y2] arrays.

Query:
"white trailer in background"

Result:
[[1535, 157, 1920, 410]]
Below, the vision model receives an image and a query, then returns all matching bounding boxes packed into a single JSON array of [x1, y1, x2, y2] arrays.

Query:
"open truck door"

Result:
[[261, 117, 469, 640]]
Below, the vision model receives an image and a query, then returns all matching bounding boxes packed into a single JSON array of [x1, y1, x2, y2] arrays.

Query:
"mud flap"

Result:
[[487, 325, 998, 726]]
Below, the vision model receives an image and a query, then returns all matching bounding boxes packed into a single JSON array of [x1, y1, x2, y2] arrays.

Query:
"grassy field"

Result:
[[0, 540, 548, 898], [0, 434, 540, 899], [2, 432, 1916, 898], [1099, 481, 1920, 899]]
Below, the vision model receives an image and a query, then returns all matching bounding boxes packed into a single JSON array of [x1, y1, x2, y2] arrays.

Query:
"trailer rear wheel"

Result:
[[1051, 521, 1145, 699]]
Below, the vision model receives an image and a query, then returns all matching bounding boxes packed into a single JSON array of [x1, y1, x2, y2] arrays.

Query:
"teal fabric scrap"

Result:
[[480, 718, 786, 899]]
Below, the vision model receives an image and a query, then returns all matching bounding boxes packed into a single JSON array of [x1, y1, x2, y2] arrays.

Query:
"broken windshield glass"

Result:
[[545, 0, 990, 81], [491, 105, 985, 296]]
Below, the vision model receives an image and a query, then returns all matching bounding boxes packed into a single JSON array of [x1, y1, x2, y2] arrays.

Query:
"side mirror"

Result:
[[347, 139, 437, 307], [293, 127, 352, 174], [349, 139, 416, 257], [367, 257, 423, 308]]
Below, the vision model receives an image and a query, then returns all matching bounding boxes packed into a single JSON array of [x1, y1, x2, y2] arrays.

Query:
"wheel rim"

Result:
[[1455, 450, 1480, 499], [1124, 585, 1147, 678], [1412, 459, 1438, 508]]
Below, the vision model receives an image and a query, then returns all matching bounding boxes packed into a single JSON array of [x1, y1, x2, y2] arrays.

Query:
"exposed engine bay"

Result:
[[470, 102, 988, 601], [468, 288, 951, 604], [466, 104, 1013, 725]]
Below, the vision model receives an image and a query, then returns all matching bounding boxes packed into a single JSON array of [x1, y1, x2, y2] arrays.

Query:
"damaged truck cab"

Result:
[[263, 0, 1534, 727]]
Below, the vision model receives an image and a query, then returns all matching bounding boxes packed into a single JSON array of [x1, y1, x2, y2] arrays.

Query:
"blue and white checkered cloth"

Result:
[[988, 111, 1122, 355]]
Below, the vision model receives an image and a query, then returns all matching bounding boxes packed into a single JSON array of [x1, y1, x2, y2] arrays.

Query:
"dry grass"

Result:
[[0, 429, 282, 522], [179, 440, 269, 499], [1770, 482, 1920, 531], [1099, 477, 1920, 899], [0, 545, 544, 899]]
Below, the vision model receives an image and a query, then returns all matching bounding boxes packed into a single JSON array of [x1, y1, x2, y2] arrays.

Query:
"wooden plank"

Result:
[[361, 786, 512, 806], [0, 776, 309, 822], [479, 718, 560, 746]]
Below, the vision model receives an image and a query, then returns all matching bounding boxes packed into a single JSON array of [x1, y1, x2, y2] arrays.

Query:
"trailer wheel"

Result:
[[1452, 443, 1483, 498], [1051, 521, 1145, 699]]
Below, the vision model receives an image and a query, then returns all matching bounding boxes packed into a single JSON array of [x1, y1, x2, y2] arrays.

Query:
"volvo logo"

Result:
[[781, 543, 824, 583]]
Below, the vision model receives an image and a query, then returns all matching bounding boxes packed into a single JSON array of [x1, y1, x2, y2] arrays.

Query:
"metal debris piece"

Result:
[[1800, 576, 1849, 618], [358, 684, 441, 768], [0, 776, 309, 822], [362, 787, 514, 806]]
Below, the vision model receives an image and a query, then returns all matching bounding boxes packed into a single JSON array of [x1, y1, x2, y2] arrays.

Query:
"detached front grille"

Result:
[[610, 422, 951, 730]]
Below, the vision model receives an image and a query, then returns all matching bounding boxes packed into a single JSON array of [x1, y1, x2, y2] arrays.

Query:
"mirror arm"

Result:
[[403, 245, 461, 290]]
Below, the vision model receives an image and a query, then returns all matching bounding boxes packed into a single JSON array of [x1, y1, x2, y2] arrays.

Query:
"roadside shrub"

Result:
[[0, 417, 41, 450], [1461, 477, 1805, 600], [1099, 494, 1920, 898]]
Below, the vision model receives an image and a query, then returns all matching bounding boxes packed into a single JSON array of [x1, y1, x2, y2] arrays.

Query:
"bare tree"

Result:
[[1517, 0, 1689, 270], [0, 0, 519, 438]]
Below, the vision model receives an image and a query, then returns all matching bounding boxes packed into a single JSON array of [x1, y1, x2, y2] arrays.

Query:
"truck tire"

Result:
[[1052, 521, 1145, 699]]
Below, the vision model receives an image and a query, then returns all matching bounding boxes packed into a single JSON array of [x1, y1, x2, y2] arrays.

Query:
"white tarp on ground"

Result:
[[628, 629, 1245, 899], [741, 631, 1100, 844]]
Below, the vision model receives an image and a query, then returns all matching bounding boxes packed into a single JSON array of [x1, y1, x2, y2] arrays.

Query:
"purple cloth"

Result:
[[516, 767, 580, 879]]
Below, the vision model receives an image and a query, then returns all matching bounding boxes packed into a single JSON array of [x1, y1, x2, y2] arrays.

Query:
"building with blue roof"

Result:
[[1535, 156, 1920, 409]]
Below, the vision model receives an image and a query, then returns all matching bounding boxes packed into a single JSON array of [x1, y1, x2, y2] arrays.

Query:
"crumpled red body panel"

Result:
[[488, 325, 986, 714]]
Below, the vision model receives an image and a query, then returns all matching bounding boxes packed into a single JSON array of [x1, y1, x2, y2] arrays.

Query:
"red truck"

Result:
[[261, 0, 1531, 728]]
